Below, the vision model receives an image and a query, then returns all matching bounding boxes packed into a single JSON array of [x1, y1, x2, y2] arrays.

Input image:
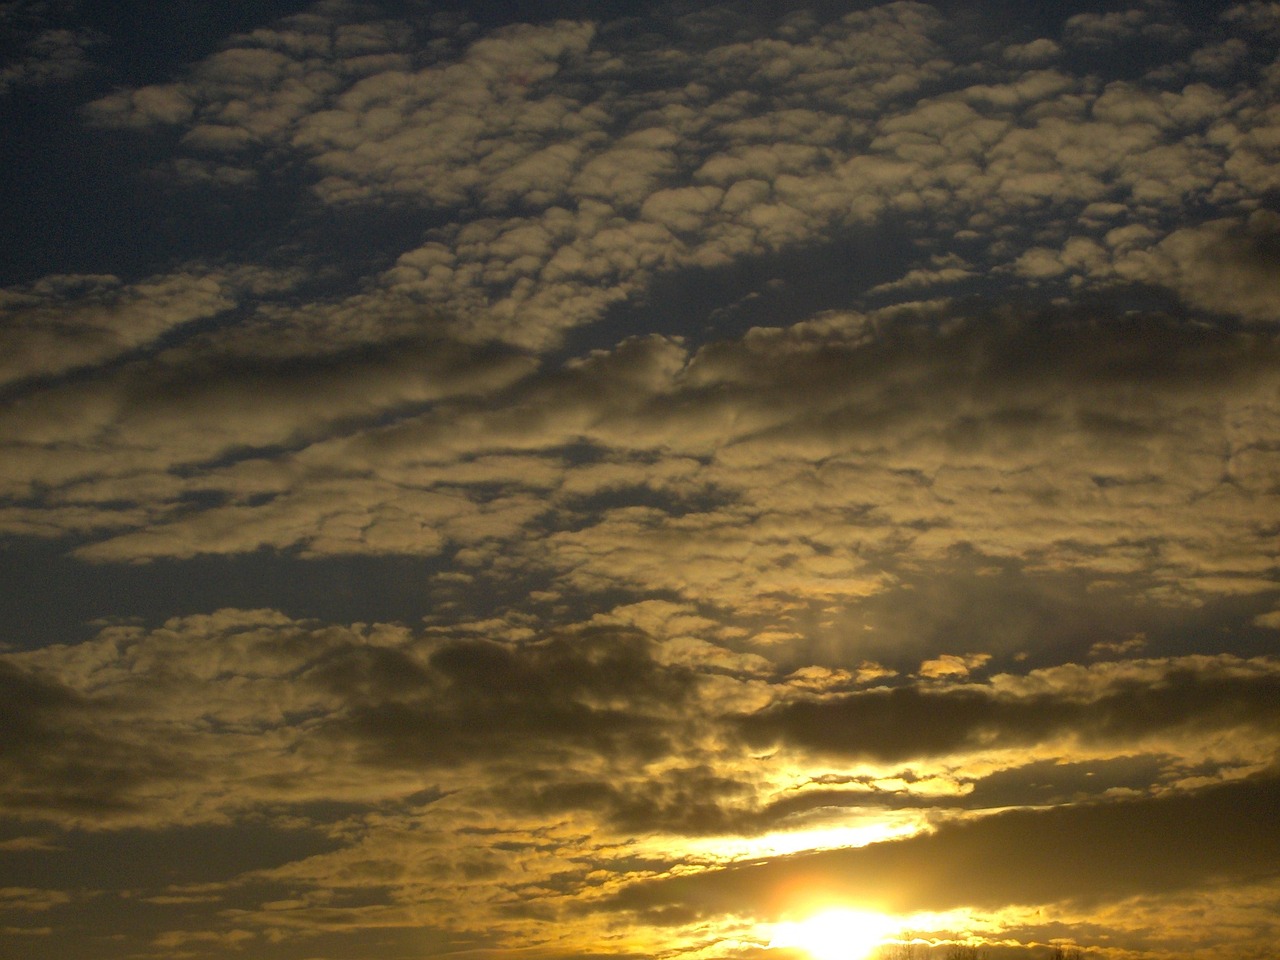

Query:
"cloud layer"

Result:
[[1, 1, 1278, 958]]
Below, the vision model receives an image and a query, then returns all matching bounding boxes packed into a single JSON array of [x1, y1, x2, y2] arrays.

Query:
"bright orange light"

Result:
[[769, 908, 897, 960]]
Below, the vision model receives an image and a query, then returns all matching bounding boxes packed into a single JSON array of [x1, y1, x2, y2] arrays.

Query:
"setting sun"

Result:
[[770, 908, 899, 960]]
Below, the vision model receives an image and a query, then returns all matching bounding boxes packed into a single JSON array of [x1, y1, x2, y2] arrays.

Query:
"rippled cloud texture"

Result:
[[1, 1, 1278, 958]]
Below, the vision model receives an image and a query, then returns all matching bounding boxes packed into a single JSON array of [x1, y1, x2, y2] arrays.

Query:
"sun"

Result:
[[769, 908, 897, 960]]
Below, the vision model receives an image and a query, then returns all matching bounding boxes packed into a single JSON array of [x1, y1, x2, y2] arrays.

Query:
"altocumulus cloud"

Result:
[[0, 1, 1278, 959]]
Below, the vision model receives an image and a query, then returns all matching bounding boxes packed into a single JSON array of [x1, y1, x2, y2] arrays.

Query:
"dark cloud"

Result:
[[507, 765, 753, 836], [606, 772, 1280, 919], [324, 627, 699, 768], [0, 660, 173, 819], [736, 657, 1280, 763], [0, 6, 102, 97], [959, 755, 1162, 809], [1112, 210, 1280, 322]]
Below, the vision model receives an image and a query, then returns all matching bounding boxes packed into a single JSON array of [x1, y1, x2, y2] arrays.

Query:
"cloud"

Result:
[[1189, 37, 1251, 74], [13, 602, 1271, 845], [1088, 633, 1148, 659], [0, 605, 1275, 951], [736, 655, 1280, 766], [498, 765, 758, 837], [2, 3, 1280, 957], [0, 609, 703, 828], [0, 609, 410, 826], [59, 0, 1280, 375], [0, 9, 101, 96], [917, 652, 991, 679], [0, 658, 178, 821], [0, 333, 534, 538], [1002, 38, 1061, 66], [605, 772, 1280, 919], [1223, 1, 1280, 38], [1063, 3, 1191, 48], [3, 3, 1279, 958], [87, 17, 597, 204], [0, 270, 241, 388], [1112, 210, 1280, 322], [321, 624, 700, 769], [71, 6, 947, 351], [1, 307, 1272, 635], [0, 887, 70, 912]]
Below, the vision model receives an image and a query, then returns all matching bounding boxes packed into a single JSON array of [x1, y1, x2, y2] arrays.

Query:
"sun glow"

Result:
[[769, 908, 898, 960], [663, 818, 922, 863]]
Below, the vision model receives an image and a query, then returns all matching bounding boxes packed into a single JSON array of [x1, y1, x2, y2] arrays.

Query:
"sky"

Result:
[[0, 1, 1278, 959]]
